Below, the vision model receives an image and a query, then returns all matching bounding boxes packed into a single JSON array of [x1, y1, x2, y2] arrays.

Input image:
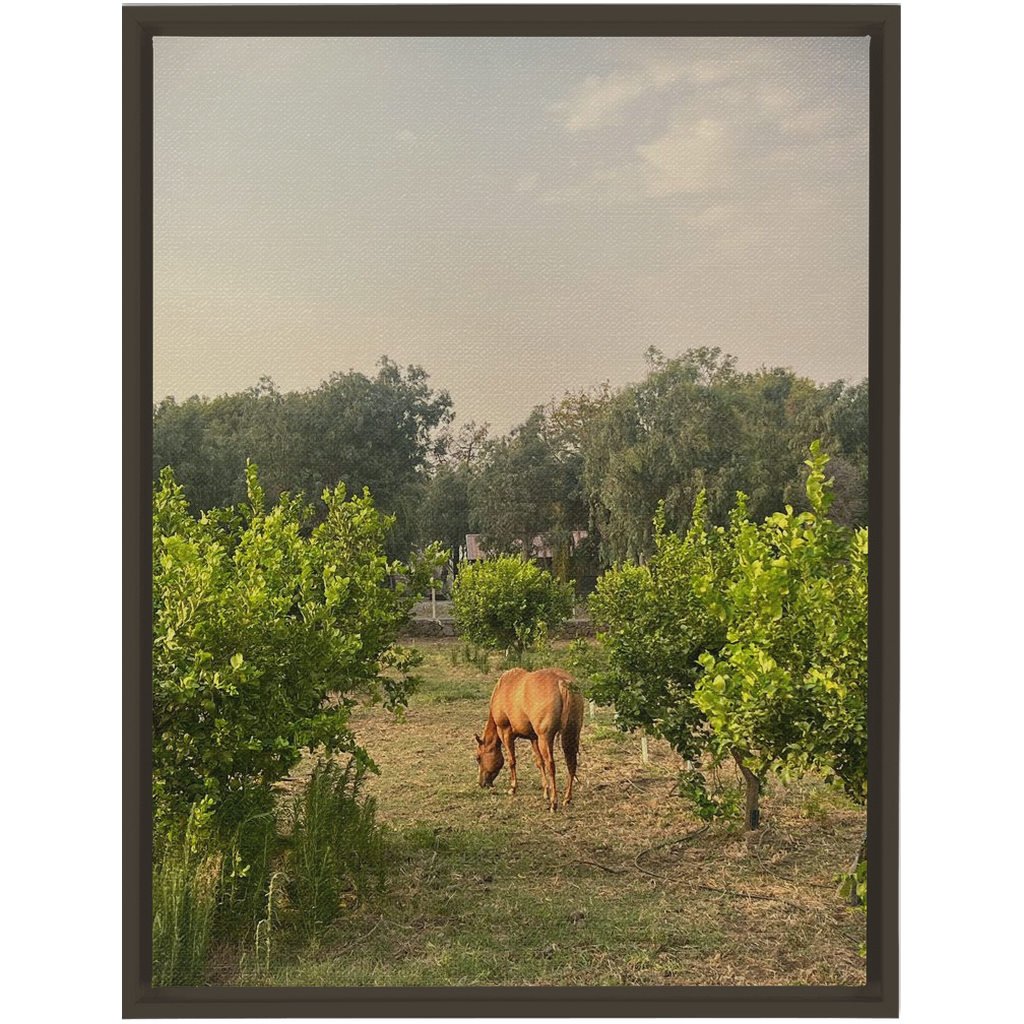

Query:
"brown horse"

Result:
[[474, 668, 584, 811]]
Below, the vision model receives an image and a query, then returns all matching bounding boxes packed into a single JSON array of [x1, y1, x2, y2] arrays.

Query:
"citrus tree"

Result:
[[695, 443, 868, 809], [152, 464, 428, 837], [451, 555, 574, 657], [590, 443, 868, 832], [588, 493, 728, 766]]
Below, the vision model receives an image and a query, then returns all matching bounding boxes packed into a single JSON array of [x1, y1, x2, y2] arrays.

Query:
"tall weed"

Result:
[[451, 643, 491, 673], [215, 791, 278, 935], [285, 758, 387, 937], [237, 869, 284, 983], [152, 820, 220, 987]]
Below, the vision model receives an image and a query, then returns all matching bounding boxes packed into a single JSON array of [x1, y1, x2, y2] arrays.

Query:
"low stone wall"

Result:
[[398, 617, 595, 640], [399, 617, 459, 639]]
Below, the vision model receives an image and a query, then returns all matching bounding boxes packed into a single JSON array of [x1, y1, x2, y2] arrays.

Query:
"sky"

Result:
[[153, 35, 869, 433]]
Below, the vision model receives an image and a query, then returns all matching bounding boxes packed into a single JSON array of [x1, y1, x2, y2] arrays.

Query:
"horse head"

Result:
[[475, 732, 504, 788]]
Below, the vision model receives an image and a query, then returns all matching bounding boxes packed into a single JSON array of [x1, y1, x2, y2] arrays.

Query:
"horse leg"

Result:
[[561, 696, 583, 807], [562, 732, 579, 806], [531, 738, 550, 801], [501, 732, 518, 796], [538, 734, 557, 812]]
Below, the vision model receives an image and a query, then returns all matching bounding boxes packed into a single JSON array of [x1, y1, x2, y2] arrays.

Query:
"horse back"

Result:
[[491, 668, 581, 740]]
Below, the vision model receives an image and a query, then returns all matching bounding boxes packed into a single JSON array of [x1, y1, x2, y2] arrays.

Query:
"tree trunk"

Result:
[[732, 748, 760, 831]]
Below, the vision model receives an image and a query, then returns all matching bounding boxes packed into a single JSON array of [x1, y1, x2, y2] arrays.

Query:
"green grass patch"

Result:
[[258, 820, 732, 987], [193, 636, 866, 987]]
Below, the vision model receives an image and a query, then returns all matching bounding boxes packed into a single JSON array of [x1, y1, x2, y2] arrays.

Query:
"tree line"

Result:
[[154, 348, 868, 587]]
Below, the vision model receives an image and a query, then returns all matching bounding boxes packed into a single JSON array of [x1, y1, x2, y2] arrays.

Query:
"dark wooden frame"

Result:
[[124, 5, 899, 1016]]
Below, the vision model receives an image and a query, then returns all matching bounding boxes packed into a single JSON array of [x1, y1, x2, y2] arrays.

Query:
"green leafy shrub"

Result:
[[152, 464, 426, 839], [451, 556, 574, 656], [562, 638, 609, 687], [285, 758, 386, 936], [588, 491, 728, 766]]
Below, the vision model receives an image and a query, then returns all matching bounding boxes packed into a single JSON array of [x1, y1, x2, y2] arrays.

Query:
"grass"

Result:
[[283, 758, 386, 937], [152, 831, 221, 987], [208, 638, 867, 987]]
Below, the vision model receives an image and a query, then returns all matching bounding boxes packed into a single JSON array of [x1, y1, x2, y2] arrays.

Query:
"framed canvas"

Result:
[[125, 3, 899, 1016]]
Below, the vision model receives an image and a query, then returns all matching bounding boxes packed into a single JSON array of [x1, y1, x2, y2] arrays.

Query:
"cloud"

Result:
[[551, 61, 688, 132], [636, 119, 730, 195], [537, 36, 867, 276], [552, 72, 651, 131]]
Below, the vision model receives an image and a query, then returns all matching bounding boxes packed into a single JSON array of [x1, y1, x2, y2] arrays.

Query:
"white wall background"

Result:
[[3, 1, 1019, 1020]]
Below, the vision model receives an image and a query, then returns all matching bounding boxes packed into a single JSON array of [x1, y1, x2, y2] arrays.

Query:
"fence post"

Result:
[[641, 734, 650, 764]]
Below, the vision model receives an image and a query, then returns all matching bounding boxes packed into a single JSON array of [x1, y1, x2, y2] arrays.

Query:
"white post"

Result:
[[589, 700, 597, 720], [641, 734, 650, 764], [430, 584, 437, 620]]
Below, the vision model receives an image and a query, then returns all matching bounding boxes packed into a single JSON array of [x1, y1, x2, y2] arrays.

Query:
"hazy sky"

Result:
[[154, 36, 869, 433]]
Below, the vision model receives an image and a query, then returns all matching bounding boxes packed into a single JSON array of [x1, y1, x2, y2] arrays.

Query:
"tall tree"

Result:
[[471, 406, 588, 571], [591, 444, 867, 832], [414, 421, 489, 581], [153, 358, 453, 559], [152, 463, 427, 834], [695, 444, 868, 822], [583, 348, 743, 562], [581, 348, 869, 564]]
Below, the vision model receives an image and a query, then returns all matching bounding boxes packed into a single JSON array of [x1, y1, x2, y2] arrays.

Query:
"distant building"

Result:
[[464, 533, 490, 563]]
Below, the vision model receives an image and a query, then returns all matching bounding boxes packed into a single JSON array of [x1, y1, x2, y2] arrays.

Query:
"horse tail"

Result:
[[558, 674, 584, 761]]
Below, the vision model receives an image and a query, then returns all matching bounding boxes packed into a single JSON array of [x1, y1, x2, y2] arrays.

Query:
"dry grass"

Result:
[[245, 639, 867, 987]]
